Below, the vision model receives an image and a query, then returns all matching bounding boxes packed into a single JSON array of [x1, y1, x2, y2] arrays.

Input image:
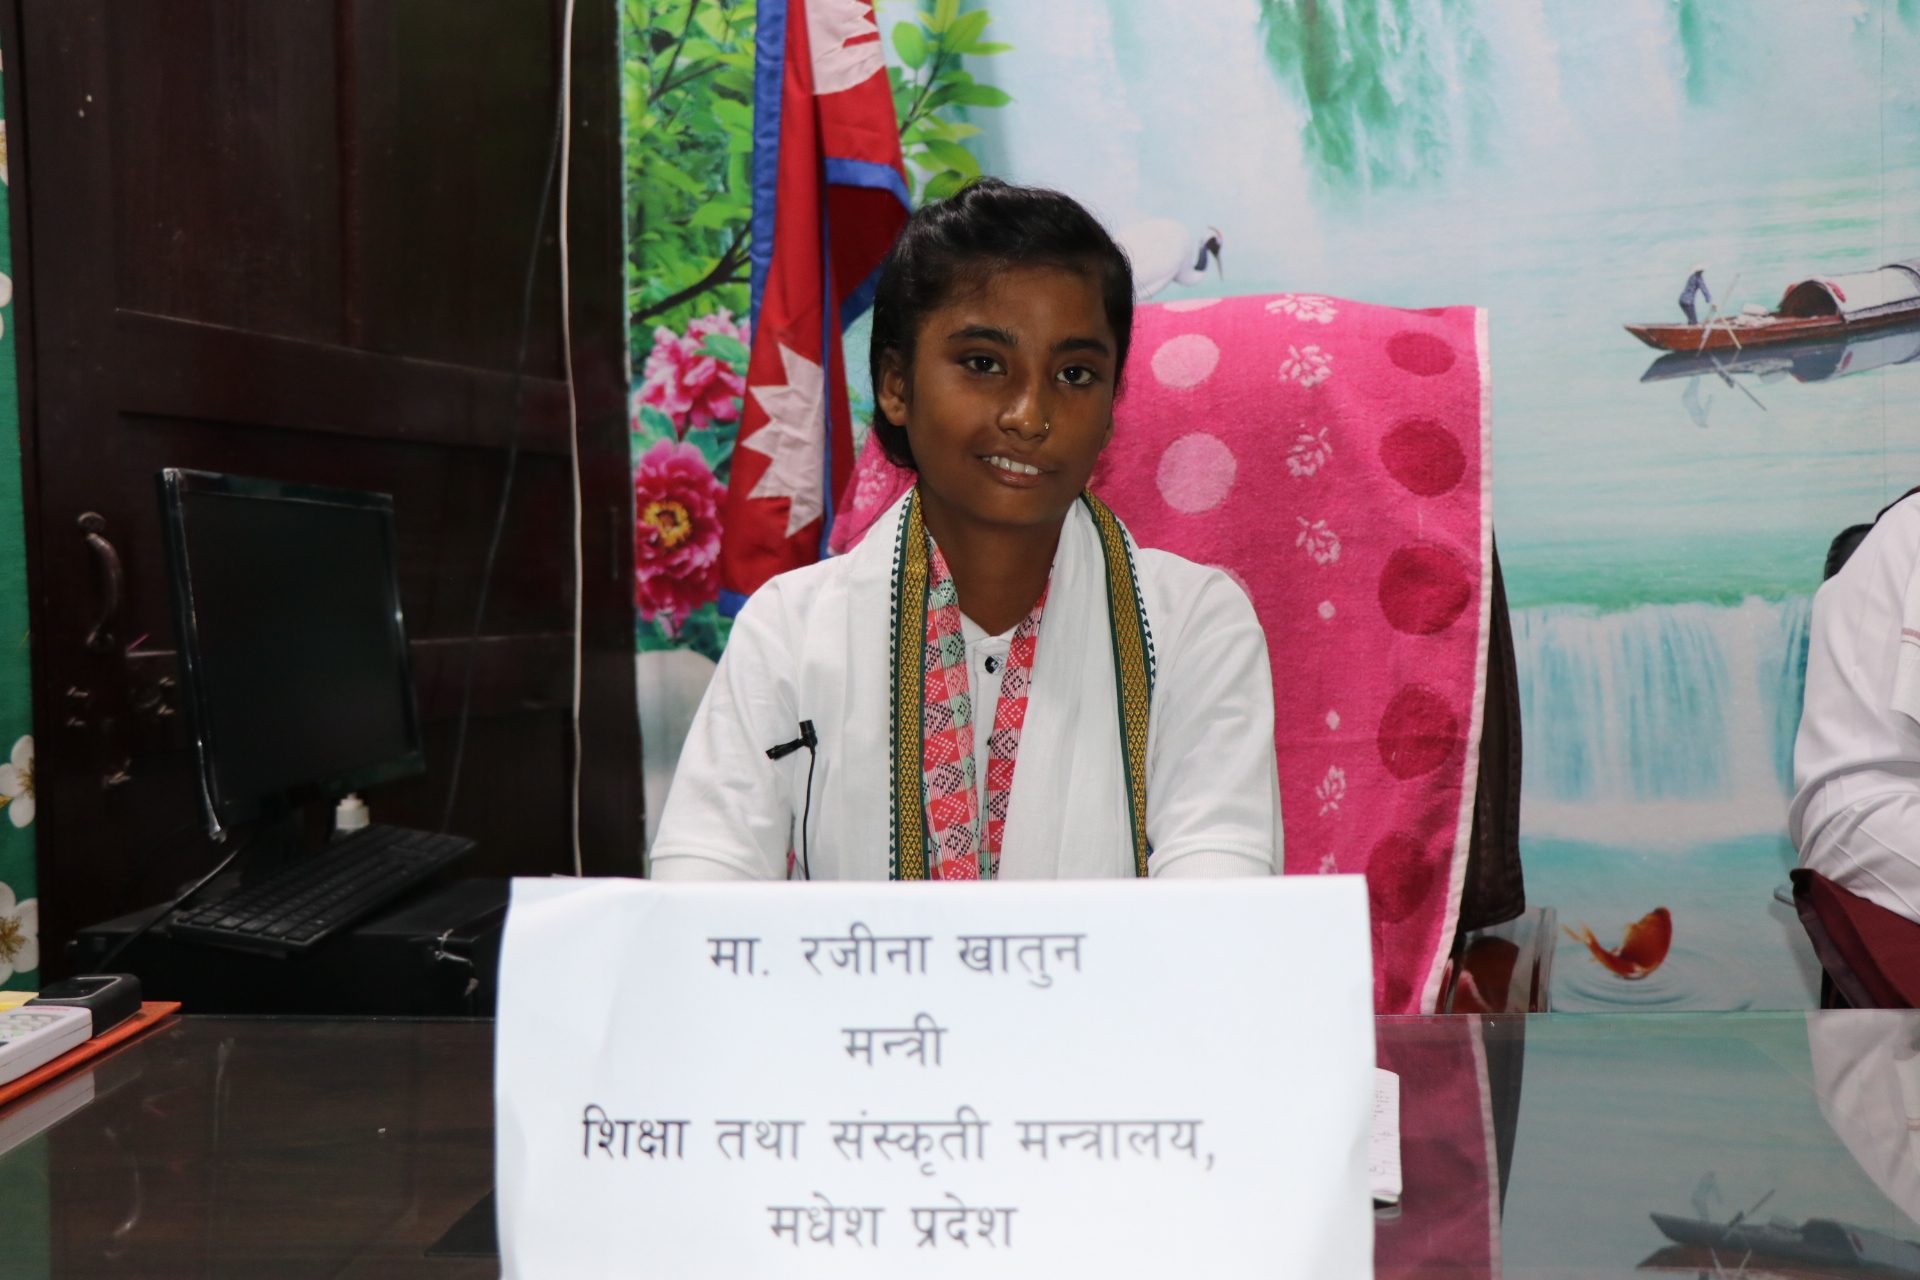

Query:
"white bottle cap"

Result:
[[334, 792, 370, 834]]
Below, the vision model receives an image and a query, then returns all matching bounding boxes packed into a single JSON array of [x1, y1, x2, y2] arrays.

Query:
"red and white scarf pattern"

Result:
[[919, 540, 1046, 880]]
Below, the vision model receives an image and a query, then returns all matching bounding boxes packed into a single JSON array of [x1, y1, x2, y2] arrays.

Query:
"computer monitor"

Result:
[[158, 469, 425, 843]]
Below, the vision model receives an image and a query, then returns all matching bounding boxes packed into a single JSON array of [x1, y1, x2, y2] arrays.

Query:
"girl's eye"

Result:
[[1058, 366, 1099, 388], [962, 355, 1003, 375]]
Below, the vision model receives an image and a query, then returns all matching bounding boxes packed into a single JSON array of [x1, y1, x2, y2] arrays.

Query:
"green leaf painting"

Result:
[[625, 0, 759, 356], [696, 332, 751, 366], [893, 20, 929, 69], [884, 1, 1013, 201]]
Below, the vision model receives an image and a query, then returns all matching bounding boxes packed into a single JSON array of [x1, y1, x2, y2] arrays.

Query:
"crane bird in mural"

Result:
[[1117, 219, 1223, 299]]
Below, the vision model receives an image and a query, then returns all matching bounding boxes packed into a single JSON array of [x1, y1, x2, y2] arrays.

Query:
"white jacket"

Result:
[[651, 493, 1282, 881]]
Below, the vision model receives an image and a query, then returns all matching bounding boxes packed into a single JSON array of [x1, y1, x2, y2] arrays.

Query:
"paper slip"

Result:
[[496, 876, 1377, 1279], [1370, 1067, 1402, 1206]]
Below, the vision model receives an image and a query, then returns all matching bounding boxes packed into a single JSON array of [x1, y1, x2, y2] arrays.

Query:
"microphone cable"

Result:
[[798, 729, 818, 881], [767, 721, 819, 880]]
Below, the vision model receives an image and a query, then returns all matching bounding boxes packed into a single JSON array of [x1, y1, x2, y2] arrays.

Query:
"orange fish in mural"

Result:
[[1565, 907, 1673, 979]]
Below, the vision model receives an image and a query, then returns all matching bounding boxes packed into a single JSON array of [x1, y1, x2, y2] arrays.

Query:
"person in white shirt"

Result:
[[1792, 491, 1920, 918], [650, 179, 1282, 882]]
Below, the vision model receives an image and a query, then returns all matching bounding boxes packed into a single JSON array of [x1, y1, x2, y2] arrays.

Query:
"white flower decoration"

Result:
[[1295, 517, 1342, 566], [1317, 852, 1339, 874], [1266, 293, 1338, 324], [1315, 765, 1347, 816], [0, 735, 30, 828], [0, 881, 37, 983], [1280, 344, 1334, 388], [1286, 424, 1334, 478]]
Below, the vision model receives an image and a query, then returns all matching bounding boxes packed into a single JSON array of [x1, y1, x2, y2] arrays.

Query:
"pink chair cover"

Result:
[[828, 294, 1492, 1013], [1376, 1018, 1505, 1276]]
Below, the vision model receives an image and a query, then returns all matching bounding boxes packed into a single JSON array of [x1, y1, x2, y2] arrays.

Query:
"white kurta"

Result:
[[1792, 494, 1920, 917], [650, 494, 1283, 880]]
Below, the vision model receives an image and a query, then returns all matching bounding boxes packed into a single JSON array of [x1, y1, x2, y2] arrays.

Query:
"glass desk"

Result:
[[4, 1012, 1919, 1277]]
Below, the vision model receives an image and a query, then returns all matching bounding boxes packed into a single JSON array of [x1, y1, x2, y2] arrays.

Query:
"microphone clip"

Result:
[[765, 720, 818, 761]]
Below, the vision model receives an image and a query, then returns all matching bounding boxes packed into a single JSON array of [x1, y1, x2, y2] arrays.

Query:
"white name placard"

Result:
[[495, 876, 1375, 1278]]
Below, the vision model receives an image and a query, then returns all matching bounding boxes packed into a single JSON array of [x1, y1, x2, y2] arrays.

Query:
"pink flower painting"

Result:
[[633, 439, 727, 627], [637, 309, 750, 436]]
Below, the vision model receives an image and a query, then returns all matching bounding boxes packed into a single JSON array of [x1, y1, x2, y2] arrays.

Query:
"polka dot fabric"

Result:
[[825, 295, 1490, 1014], [1096, 296, 1490, 1015]]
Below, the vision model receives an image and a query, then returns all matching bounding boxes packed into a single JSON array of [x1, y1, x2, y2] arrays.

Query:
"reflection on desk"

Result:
[[7, 1013, 1920, 1276], [0, 1017, 494, 1279], [1376, 1012, 1920, 1277]]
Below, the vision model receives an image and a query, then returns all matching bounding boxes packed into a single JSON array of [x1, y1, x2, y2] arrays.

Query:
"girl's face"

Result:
[[878, 265, 1118, 539]]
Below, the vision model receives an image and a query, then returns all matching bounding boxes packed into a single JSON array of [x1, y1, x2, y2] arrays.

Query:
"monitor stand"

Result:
[[232, 801, 318, 886]]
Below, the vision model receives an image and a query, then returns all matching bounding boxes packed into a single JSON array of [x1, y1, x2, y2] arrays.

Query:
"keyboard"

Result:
[[168, 824, 475, 955]]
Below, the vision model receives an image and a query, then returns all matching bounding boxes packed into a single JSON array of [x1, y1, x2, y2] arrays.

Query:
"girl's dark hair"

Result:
[[867, 178, 1134, 470]]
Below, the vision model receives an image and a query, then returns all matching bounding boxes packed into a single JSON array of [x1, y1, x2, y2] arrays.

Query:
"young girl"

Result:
[[650, 180, 1281, 881]]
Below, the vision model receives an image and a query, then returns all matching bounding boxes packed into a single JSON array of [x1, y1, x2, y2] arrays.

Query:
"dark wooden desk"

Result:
[[6, 1012, 1920, 1276], [0, 1017, 495, 1279]]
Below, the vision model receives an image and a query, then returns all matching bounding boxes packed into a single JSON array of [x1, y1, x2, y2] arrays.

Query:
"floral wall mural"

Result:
[[0, 53, 35, 991], [625, 0, 1009, 835], [626, 0, 757, 663]]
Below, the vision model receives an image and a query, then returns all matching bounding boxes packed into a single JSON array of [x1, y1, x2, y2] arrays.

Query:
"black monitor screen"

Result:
[[161, 471, 424, 831]]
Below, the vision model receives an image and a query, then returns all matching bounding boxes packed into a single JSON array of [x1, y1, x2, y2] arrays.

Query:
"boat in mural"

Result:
[[1626, 260, 1920, 353], [1641, 1209, 1920, 1275], [1639, 314, 1920, 386]]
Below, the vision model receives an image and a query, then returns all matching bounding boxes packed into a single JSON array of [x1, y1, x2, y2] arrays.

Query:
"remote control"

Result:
[[0, 1005, 92, 1086], [29, 974, 141, 1037]]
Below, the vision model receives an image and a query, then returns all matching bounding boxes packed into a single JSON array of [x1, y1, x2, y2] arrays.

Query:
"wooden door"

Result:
[[6, 0, 640, 974]]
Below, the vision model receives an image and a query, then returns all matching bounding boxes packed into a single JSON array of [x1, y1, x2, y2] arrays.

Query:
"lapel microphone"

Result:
[[765, 721, 819, 880], [765, 721, 817, 761]]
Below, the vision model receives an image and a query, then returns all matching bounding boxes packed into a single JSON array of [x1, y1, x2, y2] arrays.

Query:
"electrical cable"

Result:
[[557, 0, 584, 877], [438, 0, 572, 835], [95, 836, 251, 972]]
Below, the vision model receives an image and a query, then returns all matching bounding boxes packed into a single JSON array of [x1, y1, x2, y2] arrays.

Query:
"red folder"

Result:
[[0, 1001, 181, 1111]]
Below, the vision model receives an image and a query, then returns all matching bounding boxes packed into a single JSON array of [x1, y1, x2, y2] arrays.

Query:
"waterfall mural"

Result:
[[1253, 0, 1501, 192], [1515, 597, 1816, 1009], [1515, 598, 1809, 823], [628, 0, 1920, 1008], [942, 0, 1920, 1009]]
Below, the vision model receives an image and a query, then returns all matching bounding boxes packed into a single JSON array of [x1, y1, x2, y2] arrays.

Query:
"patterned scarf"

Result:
[[890, 488, 1154, 880], [920, 540, 1047, 879]]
